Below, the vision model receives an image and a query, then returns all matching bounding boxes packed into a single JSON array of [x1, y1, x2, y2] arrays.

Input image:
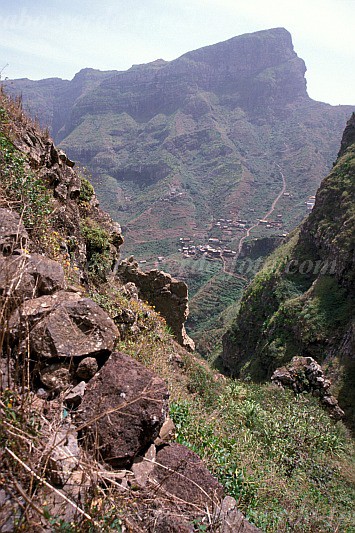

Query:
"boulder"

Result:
[[271, 356, 345, 419], [0, 208, 29, 256], [9, 291, 119, 360], [151, 443, 223, 507], [76, 357, 98, 380], [0, 253, 65, 302], [76, 351, 169, 467], [39, 362, 73, 393]]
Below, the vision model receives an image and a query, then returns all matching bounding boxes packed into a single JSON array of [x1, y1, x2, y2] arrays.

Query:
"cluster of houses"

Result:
[[161, 188, 184, 203], [258, 215, 284, 229], [178, 237, 237, 260]]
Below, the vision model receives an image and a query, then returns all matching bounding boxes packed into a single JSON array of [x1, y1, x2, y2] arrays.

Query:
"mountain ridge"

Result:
[[222, 113, 355, 430], [5, 27, 354, 354]]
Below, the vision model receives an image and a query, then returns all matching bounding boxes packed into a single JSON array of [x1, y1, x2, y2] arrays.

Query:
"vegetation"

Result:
[[0, 122, 52, 235], [80, 218, 112, 279], [170, 384, 355, 532], [1, 85, 354, 532], [222, 119, 355, 432]]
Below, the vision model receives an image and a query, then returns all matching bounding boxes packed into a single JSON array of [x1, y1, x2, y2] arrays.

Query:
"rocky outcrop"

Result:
[[271, 356, 345, 420], [117, 258, 195, 351], [151, 442, 223, 506], [76, 351, 169, 467], [9, 291, 119, 360], [0, 208, 28, 256]]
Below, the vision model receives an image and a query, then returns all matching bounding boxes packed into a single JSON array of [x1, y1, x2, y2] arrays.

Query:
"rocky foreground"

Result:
[[0, 88, 259, 531]]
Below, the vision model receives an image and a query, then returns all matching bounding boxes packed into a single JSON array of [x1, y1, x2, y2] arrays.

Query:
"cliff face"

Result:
[[221, 114, 355, 429], [1, 86, 262, 533], [6, 28, 354, 356]]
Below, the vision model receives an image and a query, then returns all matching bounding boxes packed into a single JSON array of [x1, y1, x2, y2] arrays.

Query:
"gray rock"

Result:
[[44, 423, 80, 487], [131, 444, 156, 487], [0, 208, 29, 256], [215, 495, 261, 532], [76, 357, 98, 380], [64, 381, 86, 408], [76, 351, 169, 467], [271, 356, 344, 419]]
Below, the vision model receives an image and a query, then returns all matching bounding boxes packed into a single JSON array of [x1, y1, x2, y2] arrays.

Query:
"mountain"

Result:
[[6, 28, 353, 354], [222, 113, 355, 430], [1, 77, 355, 533]]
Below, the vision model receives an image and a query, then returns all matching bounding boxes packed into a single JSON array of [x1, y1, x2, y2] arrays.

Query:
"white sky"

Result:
[[0, 0, 354, 105]]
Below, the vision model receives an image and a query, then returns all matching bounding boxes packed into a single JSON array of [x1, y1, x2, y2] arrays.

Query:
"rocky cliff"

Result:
[[222, 114, 355, 431], [0, 86, 263, 531], [6, 28, 354, 356]]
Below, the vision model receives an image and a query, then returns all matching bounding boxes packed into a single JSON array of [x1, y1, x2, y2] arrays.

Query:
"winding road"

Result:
[[235, 166, 286, 259]]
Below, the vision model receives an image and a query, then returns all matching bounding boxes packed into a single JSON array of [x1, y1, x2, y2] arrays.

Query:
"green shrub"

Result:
[[0, 132, 52, 231], [78, 176, 94, 204], [80, 219, 111, 279]]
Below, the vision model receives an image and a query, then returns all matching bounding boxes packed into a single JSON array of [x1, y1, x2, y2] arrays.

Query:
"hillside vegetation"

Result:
[[6, 28, 354, 355], [1, 85, 355, 531], [222, 114, 355, 433]]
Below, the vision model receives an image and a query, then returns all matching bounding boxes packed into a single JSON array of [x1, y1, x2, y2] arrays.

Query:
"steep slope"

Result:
[[1, 86, 355, 533], [6, 28, 353, 354], [222, 114, 355, 429]]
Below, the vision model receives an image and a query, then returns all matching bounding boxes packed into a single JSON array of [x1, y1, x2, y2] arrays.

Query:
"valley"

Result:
[[1, 24, 354, 531], [6, 28, 353, 355]]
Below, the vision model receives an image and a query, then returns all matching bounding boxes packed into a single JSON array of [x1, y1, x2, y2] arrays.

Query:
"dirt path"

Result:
[[234, 165, 286, 262]]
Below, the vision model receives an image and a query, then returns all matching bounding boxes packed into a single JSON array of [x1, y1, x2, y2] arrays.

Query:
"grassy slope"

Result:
[[222, 122, 355, 432], [1, 90, 355, 533]]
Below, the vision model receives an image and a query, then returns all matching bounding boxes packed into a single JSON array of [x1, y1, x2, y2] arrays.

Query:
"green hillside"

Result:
[[6, 28, 353, 355], [222, 114, 355, 431]]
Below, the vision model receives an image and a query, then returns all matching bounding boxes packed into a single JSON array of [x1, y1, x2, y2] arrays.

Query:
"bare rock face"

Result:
[[9, 291, 119, 360], [117, 259, 195, 351], [0, 253, 65, 303], [76, 351, 169, 467], [0, 208, 29, 256], [151, 443, 223, 507], [271, 356, 345, 420], [216, 496, 261, 532]]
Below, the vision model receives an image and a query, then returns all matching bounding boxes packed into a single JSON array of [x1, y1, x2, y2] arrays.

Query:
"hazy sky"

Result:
[[0, 0, 354, 105]]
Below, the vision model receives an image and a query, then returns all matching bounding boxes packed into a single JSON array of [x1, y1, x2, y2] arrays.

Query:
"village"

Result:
[[138, 193, 316, 266]]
